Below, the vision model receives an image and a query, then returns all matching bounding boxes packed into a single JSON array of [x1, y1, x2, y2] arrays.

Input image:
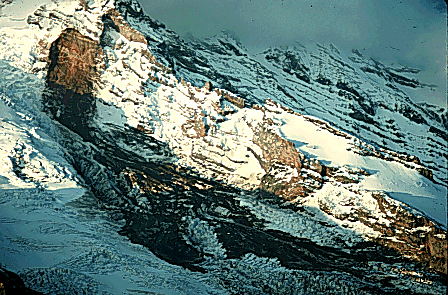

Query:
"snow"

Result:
[[0, 67, 227, 293], [96, 100, 127, 126], [95, 29, 447, 227], [219, 110, 254, 138], [0, 94, 84, 203], [233, 151, 264, 184], [188, 38, 447, 189], [278, 111, 447, 228], [0, 0, 54, 28], [0, 188, 228, 295], [235, 188, 373, 247], [0, 1, 446, 293]]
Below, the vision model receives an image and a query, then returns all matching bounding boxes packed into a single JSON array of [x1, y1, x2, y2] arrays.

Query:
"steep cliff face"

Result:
[[0, 0, 446, 294], [47, 28, 103, 95], [43, 28, 103, 137]]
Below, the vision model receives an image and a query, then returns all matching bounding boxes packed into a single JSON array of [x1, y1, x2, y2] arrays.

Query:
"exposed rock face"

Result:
[[253, 123, 302, 172], [204, 81, 213, 91], [79, 0, 89, 11], [322, 191, 447, 274], [264, 48, 311, 83], [252, 114, 306, 200], [47, 28, 103, 95], [104, 8, 147, 44], [0, 0, 14, 10], [181, 115, 207, 138], [26, 5, 46, 29], [44, 28, 103, 137], [374, 204, 448, 274], [215, 89, 245, 108], [101, 8, 170, 74], [416, 167, 434, 181]]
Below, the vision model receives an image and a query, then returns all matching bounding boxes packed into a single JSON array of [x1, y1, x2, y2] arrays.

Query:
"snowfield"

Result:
[[278, 112, 447, 227]]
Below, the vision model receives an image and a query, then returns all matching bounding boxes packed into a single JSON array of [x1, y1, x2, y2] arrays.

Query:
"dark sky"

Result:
[[138, 0, 446, 107]]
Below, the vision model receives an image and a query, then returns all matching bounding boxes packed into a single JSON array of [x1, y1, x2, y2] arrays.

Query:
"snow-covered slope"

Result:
[[0, 0, 447, 294], [165, 33, 448, 188]]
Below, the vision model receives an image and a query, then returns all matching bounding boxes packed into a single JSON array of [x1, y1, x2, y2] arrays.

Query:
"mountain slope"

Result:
[[0, 0, 446, 294]]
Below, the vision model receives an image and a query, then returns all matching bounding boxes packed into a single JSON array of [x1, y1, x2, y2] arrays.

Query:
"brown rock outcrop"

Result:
[[324, 192, 448, 275], [252, 121, 306, 199], [416, 167, 433, 180], [105, 8, 147, 45], [47, 28, 103, 95], [215, 89, 245, 108], [79, 0, 89, 11], [253, 124, 302, 172], [44, 28, 104, 138], [249, 99, 446, 274], [181, 114, 207, 138], [204, 81, 212, 91], [260, 172, 305, 201]]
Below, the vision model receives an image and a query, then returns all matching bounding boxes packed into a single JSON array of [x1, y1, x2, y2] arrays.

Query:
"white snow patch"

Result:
[[278, 112, 447, 228]]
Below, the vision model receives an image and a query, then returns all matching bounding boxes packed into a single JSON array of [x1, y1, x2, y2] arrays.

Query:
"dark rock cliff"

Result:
[[43, 28, 104, 138]]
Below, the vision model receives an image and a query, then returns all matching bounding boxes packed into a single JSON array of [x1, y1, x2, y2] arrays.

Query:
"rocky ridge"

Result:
[[120, 8, 447, 186]]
